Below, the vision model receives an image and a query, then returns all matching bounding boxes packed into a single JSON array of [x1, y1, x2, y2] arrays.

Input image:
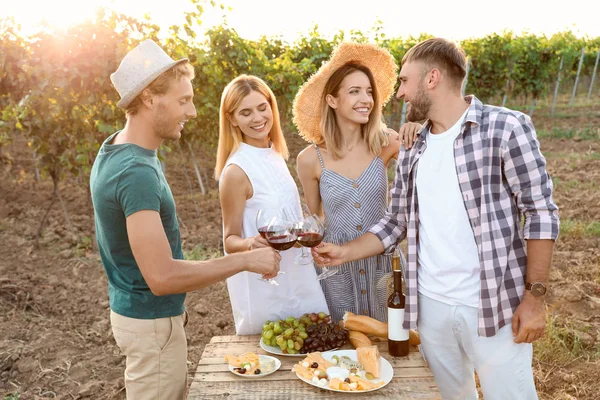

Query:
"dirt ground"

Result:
[[1, 102, 599, 399]]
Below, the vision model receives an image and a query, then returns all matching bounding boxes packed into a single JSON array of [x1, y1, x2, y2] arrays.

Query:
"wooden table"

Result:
[[188, 335, 441, 399]]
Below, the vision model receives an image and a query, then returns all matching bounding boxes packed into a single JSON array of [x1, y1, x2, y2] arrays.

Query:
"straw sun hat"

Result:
[[292, 41, 398, 143], [110, 39, 188, 109]]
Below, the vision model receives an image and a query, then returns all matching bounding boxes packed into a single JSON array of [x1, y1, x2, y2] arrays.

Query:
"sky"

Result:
[[3, 0, 598, 42]]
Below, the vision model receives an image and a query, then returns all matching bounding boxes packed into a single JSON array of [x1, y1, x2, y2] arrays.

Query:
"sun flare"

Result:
[[5, 0, 107, 31]]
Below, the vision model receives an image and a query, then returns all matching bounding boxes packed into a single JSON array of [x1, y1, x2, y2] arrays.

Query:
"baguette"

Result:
[[348, 331, 372, 348], [409, 329, 421, 346], [342, 311, 421, 345], [342, 312, 387, 337]]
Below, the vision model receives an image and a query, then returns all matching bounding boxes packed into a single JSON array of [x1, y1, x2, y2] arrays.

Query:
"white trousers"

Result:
[[417, 293, 538, 400]]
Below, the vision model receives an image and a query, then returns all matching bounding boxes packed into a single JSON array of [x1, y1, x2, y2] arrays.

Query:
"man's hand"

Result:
[[399, 122, 421, 149], [245, 247, 281, 279], [512, 293, 546, 343], [311, 243, 347, 266]]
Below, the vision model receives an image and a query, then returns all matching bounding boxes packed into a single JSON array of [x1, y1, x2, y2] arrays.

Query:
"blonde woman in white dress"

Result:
[[215, 75, 329, 335]]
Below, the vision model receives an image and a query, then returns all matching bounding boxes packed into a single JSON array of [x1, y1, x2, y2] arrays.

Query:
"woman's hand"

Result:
[[399, 122, 422, 149]]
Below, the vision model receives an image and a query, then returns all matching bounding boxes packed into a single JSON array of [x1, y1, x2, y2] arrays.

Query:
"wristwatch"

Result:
[[525, 282, 547, 297]]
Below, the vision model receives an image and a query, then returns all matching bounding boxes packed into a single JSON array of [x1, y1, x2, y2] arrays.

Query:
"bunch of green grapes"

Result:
[[261, 312, 330, 354]]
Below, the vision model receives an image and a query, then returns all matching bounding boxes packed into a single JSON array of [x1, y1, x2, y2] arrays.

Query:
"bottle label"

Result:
[[388, 308, 410, 341]]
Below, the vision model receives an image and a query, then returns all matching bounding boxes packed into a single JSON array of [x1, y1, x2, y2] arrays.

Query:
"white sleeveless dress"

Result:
[[220, 142, 329, 335]]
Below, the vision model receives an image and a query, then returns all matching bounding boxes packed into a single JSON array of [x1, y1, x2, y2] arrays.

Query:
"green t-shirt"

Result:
[[90, 132, 185, 319]]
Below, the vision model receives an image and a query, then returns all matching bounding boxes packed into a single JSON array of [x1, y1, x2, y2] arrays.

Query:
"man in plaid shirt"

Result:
[[313, 38, 559, 399]]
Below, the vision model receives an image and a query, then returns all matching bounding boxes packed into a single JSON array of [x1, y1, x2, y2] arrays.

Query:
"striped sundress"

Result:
[[314, 144, 393, 324]]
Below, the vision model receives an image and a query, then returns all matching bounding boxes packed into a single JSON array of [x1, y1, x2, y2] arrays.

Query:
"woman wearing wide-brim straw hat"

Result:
[[294, 41, 420, 324]]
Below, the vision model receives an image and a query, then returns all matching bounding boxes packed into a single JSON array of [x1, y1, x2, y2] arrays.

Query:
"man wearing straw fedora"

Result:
[[90, 39, 281, 399], [313, 38, 559, 399]]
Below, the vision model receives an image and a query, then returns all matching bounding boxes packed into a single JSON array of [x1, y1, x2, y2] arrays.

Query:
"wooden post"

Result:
[[570, 47, 585, 107], [462, 57, 471, 97], [528, 98, 537, 117], [399, 101, 407, 127], [176, 142, 201, 218], [33, 150, 40, 182], [588, 47, 600, 100], [186, 141, 206, 195], [502, 79, 511, 107], [551, 57, 564, 115]]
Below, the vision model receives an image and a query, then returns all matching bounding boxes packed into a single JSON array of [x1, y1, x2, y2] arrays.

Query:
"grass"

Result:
[[184, 244, 221, 261], [535, 312, 600, 365], [544, 151, 600, 162], [559, 219, 600, 239], [537, 126, 600, 141], [551, 176, 600, 192]]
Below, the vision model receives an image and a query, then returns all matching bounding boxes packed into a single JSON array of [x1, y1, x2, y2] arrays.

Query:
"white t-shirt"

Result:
[[415, 109, 480, 307]]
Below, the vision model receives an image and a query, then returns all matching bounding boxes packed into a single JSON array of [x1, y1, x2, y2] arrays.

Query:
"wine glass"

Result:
[[255, 207, 292, 285], [300, 214, 337, 280], [315, 259, 338, 280], [294, 213, 324, 266], [294, 203, 317, 265], [265, 214, 298, 252], [256, 208, 279, 241]]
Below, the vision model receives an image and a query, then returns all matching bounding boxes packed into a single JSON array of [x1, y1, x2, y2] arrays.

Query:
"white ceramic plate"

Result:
[[259, 338, 306, 357], [295, 349, 393, 393], [260, 338, 338, 357], [228, 354, 281, 378]]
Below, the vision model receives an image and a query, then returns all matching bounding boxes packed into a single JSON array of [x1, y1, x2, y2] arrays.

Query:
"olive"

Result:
[[344, 378, 351, 383], [254, 369, 261, 374], [311, 362, 318, 368], [238, 368, 246, 374]]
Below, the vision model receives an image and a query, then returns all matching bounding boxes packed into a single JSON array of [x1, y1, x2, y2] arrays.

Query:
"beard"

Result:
[[406, 83, 431, 122], [153, 103, 179, 140]]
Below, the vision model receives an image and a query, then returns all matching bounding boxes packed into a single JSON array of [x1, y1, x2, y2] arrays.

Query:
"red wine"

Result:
[[266, 235, 297, 251], [258, 226, 270, 239], [259, 225, 286, 239], [388, 247, 409, 357], [297, 232, 323, 247]]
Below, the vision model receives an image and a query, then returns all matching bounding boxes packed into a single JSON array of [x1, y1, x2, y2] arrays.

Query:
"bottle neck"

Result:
[[393, 269, 403, 293]]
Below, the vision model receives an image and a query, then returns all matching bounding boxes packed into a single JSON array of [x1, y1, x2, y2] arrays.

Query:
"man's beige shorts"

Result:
[[110, 310, 188, 399]]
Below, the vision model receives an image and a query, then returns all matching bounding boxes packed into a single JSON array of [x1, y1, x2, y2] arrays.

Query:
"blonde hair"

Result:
[[214, 75, 289, 180], [125, 61, 195, 116], [402, 38, 467, 91], [320, 63, 388, 160]]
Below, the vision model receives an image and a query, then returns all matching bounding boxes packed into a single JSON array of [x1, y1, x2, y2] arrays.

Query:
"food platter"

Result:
[[294, 349, 393, 393], [228, 354, 281, 378], [260, 338, 338, 357], [259, 338, 306, 357]]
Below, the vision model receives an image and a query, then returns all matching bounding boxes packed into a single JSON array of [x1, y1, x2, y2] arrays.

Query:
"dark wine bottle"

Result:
[[388, 246, 409, 357]]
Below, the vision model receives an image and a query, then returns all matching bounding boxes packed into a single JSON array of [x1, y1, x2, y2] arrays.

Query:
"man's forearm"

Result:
[[153, 253, 247, 295], [342, 233, 385, 263], [525, 239, 554, 285]]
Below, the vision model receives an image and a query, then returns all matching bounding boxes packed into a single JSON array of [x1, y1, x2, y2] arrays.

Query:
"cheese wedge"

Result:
[[356, 345, 381, 378]]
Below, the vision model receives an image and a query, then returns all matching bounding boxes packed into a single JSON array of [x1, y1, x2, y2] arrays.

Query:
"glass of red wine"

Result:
[[256, 208, 279, 241], [294, 214, 324, 265], [254, 207, 292, 285], [304, 215, 338, 280], [265, 214, 298, 252]]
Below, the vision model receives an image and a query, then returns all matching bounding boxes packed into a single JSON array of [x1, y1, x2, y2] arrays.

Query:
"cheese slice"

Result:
[[356, 345, 381, 378]]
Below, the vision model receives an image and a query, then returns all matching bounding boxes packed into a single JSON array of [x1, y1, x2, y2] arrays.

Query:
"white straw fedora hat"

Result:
[[110, 39, 188, 109], [292, 41, 398, 144]]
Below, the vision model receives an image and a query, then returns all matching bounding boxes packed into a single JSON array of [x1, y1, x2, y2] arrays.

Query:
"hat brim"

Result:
[[116, 58, 189, 109], [292, 42, 398, 144]]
